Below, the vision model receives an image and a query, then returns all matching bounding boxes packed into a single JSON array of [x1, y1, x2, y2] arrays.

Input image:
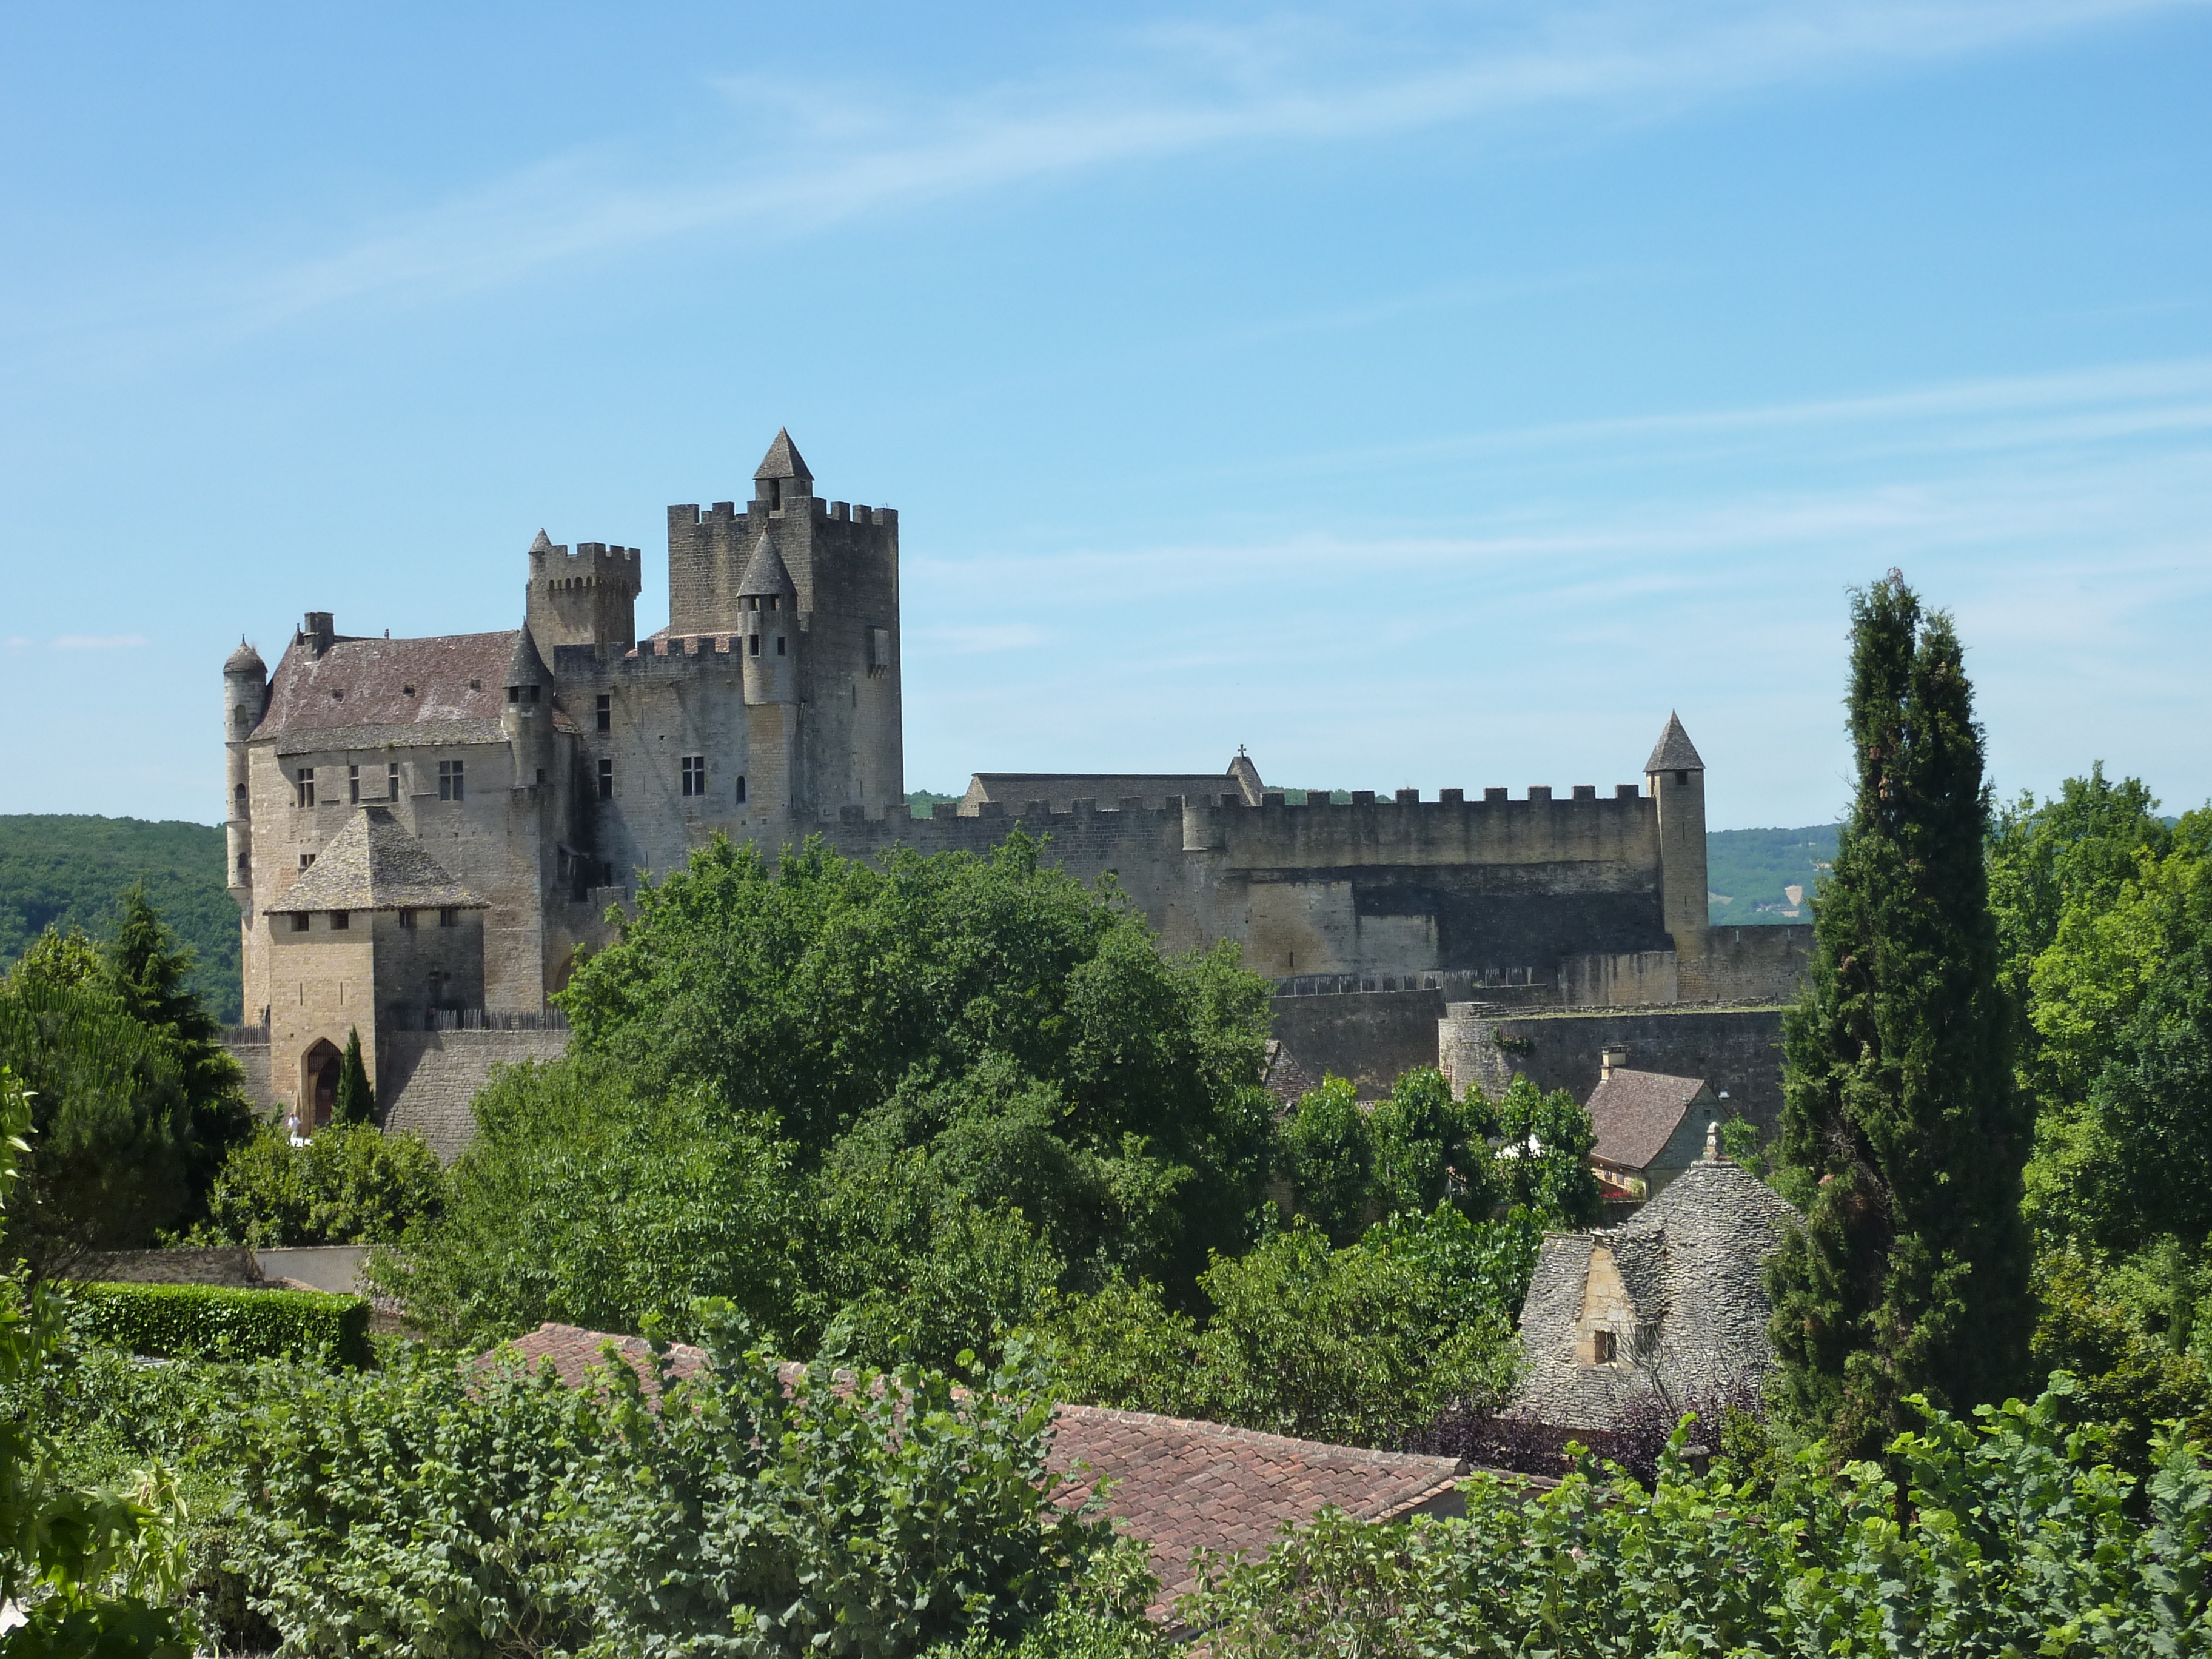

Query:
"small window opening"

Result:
[[387, 762, 400, 800], [1675, 769, 1689, 786], [295, 767, 315, 807], [349, 763, 361, 804], [681, 756, 706, 797], [776, 636, 786, 657], [438, 759, 464, 801], [508, 686, 518, 703], [749, 634, 760, 657], [597, 759, 614, 800], [330, 910, 349, 930], [233, 782, 247, 806], [290, 912, 310, 933], [236, 852, 249, 878], [735, 774, 748, 805], [1593, 1330, 1618, 1364], [300, 853, 316, 870], [595, 694, 611, 734], [769, 478, 782, 511], [438, 907, 458, 928], [398, 909, 416, 930]]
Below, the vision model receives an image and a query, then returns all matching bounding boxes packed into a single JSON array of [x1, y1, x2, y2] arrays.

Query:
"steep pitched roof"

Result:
[[736, 531, 796, 598], [754, 427, 813, 483], [257, 629, 520, 752], [1586, 1068, 1712, 1170], [1512, 1159, 1800, 1432], [266, 806, 488, 914], [488, 1322, 1476, 1622], [504, 626, 552, 688], [1645, 711, 1705, 774]]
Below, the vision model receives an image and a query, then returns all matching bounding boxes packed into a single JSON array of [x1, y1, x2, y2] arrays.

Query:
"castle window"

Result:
[[1676, 770, 1689, 786], [330, 910, 349, 930], [597, 759, 614, 800], [349, 763, 361, 804], [236, 852, 249, 879], [508, 686, 517, 703], [300, 853, 316, 870], [769, 478, 782, 511], [735, 774, 747, 805], [1593, 1330, 1617, 1364], [438, 908, 458, 928], [233, 782, 246, 808], [535, 767, 546, 785], [387, 762, 400, 800], [681, 756, 706, 797], [290, 912, 310, 933], [776, 636, 786, 657], [595, 694, 611, 734], [295, 767, 315, 807], [398, 909, 416, 930], [438, 760, 464, 801], [749, 635, 760, 657]]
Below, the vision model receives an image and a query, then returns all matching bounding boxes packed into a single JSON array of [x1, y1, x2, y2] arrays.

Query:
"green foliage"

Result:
[[70, 1280, 372, 1366], [1276, 1079, 1373, 1244], [1486, 1074, 1603, 1227], [0, 816, 238, 1024], [378, 1057, 797, 1347], [333, 1025, 374, 1127], [209, 1305, 1108, 1658], [1024, 1205, 1534, 1449], [0, 1067, 199, 1658], [1768, 573, 2032, 1456], [1706, 821, 1840, 926], [1181, 1378, 2212, 1656], [557, 831, 1278, 1300], [195, 1121, 444, 1247]]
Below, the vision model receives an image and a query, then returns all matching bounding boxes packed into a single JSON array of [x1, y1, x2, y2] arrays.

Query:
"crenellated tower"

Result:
[[525, 530, 640, 651]]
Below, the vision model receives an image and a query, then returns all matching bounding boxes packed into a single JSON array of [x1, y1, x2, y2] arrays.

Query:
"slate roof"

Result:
[[1645, 711, 1705, 774], [737, 531, 797, 598], [489, 1322, 1475, 1621], [258, 629, 521, 754], [225, 639, 266, 675], [1262, 1039, 1320, 1107], [505, 627, 552, 688], [266, 807, 488, 914], [962, 760, 1263, 814], [754, 427, 813, 483], [1512, 1159, 1800, 1432], [1586, 1068, 1714, 1171]]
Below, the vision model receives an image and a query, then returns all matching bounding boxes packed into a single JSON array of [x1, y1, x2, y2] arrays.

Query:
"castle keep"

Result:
[[224, 431, 1803, 1142]]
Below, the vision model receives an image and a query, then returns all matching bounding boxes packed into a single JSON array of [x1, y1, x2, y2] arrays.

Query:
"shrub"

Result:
[[197, 1121, 444, 1247], [70, 1281, 371, 1367]]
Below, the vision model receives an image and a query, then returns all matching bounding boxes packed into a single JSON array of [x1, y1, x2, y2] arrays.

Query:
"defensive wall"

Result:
[[377, 1024, 572, 1162]]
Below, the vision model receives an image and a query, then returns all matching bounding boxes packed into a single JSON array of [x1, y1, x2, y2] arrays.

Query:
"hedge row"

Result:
[[72, 1281, 374, 1366]]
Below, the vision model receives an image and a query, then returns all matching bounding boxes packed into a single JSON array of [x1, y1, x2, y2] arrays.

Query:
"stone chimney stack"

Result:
[[1600, 1045, 1629, 1082]]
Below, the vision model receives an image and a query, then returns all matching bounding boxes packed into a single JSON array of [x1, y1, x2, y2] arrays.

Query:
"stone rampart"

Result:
[[378, 1026, 571, 1161], [1440, 1002, 1789, 1139], [1689, 925, 1814, 1002]]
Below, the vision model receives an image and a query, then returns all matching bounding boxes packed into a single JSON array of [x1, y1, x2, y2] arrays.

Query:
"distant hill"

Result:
[[0, 816, 240, 1022], [1707, 823, 1840, 927]]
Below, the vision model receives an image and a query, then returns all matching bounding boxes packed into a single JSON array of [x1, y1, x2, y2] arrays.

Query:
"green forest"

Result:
[[1706, 822, 1840, 925]]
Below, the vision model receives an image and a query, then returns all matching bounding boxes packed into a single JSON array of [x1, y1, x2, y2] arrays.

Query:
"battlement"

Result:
[[531, 540, 642, 592]]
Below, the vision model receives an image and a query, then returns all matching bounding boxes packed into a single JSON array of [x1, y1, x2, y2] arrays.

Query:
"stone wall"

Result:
[[223, 1027, 278, 1116], [1269, 988, 1448, 1096], [378, 1026, 571, 1161], [1687, 925, 1813, 1003], [75, 1247, 260, 1286], [1439, 1003, 1789, 1139]]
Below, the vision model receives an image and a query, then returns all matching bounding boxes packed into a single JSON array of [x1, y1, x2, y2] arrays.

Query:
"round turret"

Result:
[[501, 626, 555, 787], [222, 637, 267, 907], [737, 531, 798, 706], [225, 639, 266, 678]]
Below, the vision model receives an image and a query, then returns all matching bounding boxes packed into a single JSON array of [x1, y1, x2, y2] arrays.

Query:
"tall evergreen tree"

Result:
[[104, 885, 254, 1219], [1767, 572, 2032, 1458], [333, 1027, 376, 1127]]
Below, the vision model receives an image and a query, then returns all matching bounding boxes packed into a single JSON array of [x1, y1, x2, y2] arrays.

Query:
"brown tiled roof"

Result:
[[258, 630, 520, 748], [267, 806, 488, 914], [486, 1323, 1472, 1620], [1586, 1068, 1711, 1170]]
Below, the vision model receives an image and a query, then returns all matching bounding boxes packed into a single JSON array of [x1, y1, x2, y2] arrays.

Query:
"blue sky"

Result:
[[3, 1, 2208, 830]]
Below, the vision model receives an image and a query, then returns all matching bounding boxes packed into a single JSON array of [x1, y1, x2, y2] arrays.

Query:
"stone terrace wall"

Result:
[[380, 1027, 571, 1161], [221, 1026, 279, 1116], [1687, 925, 1813, 1002], [1441, 1003, 1789, 1140]]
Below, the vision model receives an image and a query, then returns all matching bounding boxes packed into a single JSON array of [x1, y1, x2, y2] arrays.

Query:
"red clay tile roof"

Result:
[[488, 1323, 1472, 1620], [1585, 1068, 1712, 1170], [258, 630, 519, 751]]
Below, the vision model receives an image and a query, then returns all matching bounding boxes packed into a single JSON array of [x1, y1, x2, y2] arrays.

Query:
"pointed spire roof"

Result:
[[736, 530, 797, 598], [1645, 711, 1705, 774], [266, 807, 488, 914], [529, 528, 554, 554], [225, 637, 266, 675], [504, 625, 552, 688], [753, 427, 813, 485]]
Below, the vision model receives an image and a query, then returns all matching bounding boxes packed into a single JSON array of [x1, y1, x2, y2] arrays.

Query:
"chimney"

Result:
[[1600, 1045, 1629, 1081], [1705, 1120, 1721, 1161]]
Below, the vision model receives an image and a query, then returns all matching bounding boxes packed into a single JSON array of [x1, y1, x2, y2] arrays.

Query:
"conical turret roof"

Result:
[[753, 427, 812, 484], [529, 528, 554, 554], [1645, 711, 1704, 774], [504, 625, 552, 688], [737, 531, 797, 598], [225, 638, 266, 675]]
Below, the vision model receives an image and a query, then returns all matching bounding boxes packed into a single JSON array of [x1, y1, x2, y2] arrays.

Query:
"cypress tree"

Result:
[[333, 1026, 376, 1127], [1767, 572, 2031, 1457]]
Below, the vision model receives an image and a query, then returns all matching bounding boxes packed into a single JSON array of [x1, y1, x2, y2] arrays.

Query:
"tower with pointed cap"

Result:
[[525, 528, 640, 652], [1645, 711, 1710, 990]]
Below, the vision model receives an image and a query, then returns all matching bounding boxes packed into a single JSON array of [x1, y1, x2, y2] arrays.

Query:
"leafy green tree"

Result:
[[560, 832, 1278, 1298], [378, 1058, 798, 1346], [1277, 1078, 1375, 1244], [1767, 573, 2031, 1457], [195, 1122, 444, 1247], [1279, 1068, 1504, 1243], [1487, 1075, 1603, 1228], [331, 1026, 374, 1127]]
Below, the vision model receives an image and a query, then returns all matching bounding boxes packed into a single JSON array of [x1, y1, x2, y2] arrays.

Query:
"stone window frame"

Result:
[[680, 756, 707, 798], [438, 759, 465, 802], [295, 767, 315, 808]]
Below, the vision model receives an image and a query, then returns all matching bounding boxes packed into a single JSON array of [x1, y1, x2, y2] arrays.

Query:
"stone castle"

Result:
[[223, 431, 1806, 1149]]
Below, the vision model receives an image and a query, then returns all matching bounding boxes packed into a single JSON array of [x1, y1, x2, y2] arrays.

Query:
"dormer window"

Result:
[[1593, 1330, 1617, 1364]]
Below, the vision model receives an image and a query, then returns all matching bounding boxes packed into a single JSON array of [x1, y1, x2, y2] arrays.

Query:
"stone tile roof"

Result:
[[1644, 711, 1705, 774], [738, 531, 796, 597], [266, 806, 488, 914], [1512, 1159, 1800, 1432], [226, 639, 266, 675], [505, 627, 552, 688], [754, 427, 812, 483], [257, 629, 520, 748], [963, 764, 1262, 813], [1261, 1039, 1320, 1107], [1586, 1068, 1712, 1171], [488, 1322, 1472, 1618]]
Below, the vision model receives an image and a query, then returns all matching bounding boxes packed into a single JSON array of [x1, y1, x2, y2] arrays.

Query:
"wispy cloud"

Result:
[[52, 634, 148, 649], [22, 0, 2204, 343]]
